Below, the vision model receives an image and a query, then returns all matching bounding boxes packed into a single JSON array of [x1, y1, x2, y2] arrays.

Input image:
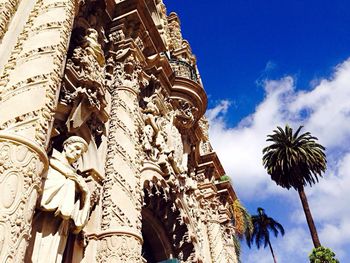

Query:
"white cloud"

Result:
[[207, 76, 297, 200], [207, 58, 350, 261]]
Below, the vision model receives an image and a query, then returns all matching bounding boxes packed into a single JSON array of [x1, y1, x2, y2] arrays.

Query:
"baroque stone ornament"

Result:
[[0, 0, 240, 262], [66, 28, 105, 89], [61, 26, 108, 134], [0, 0, 76, 148], [96, 235, 141, 263], [0, 133, 48, 263], [0, 0, 79, 259]]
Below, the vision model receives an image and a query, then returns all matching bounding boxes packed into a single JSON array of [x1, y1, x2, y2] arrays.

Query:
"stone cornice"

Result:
[[198, 152, 225, 179], [110, 0, 166, 56], [215, 181, 238, 204]]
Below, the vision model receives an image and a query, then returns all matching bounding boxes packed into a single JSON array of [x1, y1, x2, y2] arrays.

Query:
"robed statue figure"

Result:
[[25, 136, 90, 263]]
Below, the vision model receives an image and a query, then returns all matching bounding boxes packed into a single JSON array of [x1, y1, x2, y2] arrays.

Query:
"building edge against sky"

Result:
[[0, 0, 241, 262]]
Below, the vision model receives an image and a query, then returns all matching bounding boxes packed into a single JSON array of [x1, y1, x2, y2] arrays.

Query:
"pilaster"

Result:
[[198, 182, 237, 263], [0, 0, 77, 260]]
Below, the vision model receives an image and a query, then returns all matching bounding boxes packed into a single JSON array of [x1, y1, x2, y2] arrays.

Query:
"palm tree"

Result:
[[231, 199, 253, 239], [231, 199, 253, 262], [247, 207, 285, 263], [262, 125, 326, 248]]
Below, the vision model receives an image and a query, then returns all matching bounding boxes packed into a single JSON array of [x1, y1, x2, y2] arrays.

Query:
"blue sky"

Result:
[[165, 0, 350, 125], [164, 1, 350, 262]]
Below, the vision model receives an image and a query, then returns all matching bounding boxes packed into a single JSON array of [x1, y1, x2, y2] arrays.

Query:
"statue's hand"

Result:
[[65, 171, 79, 180], [76, 176, 89, 194]]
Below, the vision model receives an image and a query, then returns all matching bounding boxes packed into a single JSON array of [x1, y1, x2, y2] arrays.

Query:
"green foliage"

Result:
[[262, 125, 326, 248], [309, 246, 339, 263], [219, 175, 230, 182], [232, 235, 242, 263], [230, 200, 252, 263], [262, 125, 326, 190], [231, 199, 253, 239]]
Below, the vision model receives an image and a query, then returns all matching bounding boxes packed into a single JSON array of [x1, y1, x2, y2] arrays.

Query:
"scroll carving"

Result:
[[0, 135, 46, 262], [96, 235, 141, 263], [173, 99, 198, 129]]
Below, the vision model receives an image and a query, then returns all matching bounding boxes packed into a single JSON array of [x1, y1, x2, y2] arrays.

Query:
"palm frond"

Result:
[[262, 125, 327, 190], [248, 208, 285, 250], [231, 199, 253, 239]]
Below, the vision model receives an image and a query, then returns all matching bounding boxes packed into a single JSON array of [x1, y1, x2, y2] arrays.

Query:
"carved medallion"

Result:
[[0, 172, 20, 210]]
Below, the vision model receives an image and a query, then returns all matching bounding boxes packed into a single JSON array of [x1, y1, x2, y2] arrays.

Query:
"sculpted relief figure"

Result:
[[142, 94, 160, 132], [63, 27, 107, 131], [141, 95, 160, 161], [141, 95, 189, 183], [81, 28, 105, 67], [141, 124, 156, 160], [25, 136, 91, 263], [69, 27, 105, 84], [156, 113, 187, 175]]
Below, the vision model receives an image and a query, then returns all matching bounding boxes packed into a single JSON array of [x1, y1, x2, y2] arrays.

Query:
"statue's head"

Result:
[[86, 28, 98, 40], [63, 136, 88, 164]]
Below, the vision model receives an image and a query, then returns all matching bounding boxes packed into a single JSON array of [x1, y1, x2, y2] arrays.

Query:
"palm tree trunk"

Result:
[[268, 240, 277, 263], [298, 186, 321, 248]]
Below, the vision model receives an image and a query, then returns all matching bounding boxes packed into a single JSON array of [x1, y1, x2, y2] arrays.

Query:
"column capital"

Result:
[[0, 132, 49, 169]]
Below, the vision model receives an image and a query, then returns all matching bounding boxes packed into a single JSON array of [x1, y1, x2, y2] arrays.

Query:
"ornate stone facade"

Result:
[[0, 0, 239, 262]]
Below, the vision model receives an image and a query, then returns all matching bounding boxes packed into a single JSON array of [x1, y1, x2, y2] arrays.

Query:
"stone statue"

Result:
[[142, 124, 156, 160], [25, 136, 90, 263], [142, 94, 160, 133], [82, 28, 105, 67], [64, 28, 108, 131]]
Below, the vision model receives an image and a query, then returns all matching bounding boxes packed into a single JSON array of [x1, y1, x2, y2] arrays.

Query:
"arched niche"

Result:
[[141, 177, 196, 263]]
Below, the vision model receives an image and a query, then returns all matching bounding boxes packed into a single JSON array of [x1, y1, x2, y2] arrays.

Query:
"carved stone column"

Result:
[[205, 205, 239, 263], [222, 224, 239, 263], [0, 0, 77, 260], [200, 186, 232, 263], [96, 52, 145, 262], [0, 133, 48, 262], [206, 213, 228, 262], [0, 0, 24, 41]]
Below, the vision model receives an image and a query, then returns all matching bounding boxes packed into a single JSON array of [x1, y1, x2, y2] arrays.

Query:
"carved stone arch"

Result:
[[141, 176, 199, 262], [142, 208, 175, 262]]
